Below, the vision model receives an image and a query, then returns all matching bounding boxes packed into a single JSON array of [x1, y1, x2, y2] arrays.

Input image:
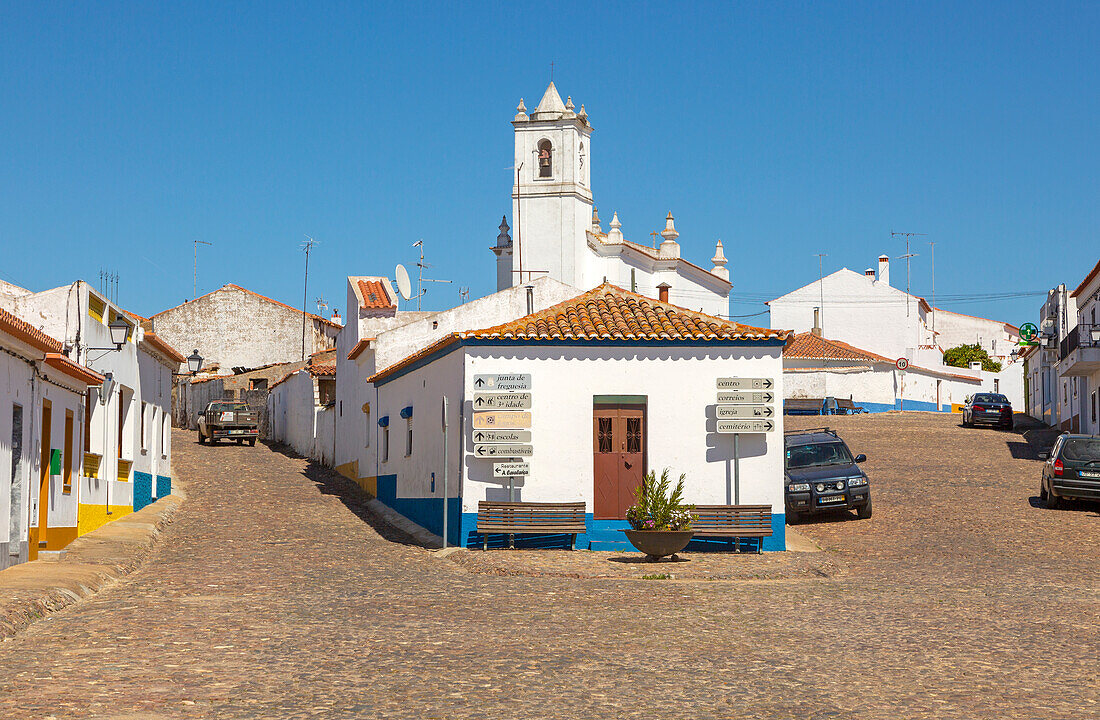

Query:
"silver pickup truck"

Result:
[[197, 400, 259, 446]]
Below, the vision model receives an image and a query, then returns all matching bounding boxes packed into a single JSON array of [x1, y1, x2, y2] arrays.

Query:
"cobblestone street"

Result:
[[0, 416, 1097, 719]]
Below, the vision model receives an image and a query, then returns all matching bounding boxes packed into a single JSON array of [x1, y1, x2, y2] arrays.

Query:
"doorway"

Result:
[[33, 400, 52, 558], [593, 399, 647, 519]]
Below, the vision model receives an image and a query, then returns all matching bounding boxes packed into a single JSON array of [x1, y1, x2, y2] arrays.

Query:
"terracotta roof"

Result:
[[785, 333, 893, 363], [43, 353, 104, 386], [308, 363, 335, 377], [368, 284, 789, 384], [151, 284, 341, 328], [466, 284, 782, 341], [358, 279, 395, 310], [347, 338, 373, 361], [141, 331, 186, 364], [0, 307, 62, 354], [1070, 257, 1100, 298]]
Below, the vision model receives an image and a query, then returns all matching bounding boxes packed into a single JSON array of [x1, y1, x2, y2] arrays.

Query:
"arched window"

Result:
[[578, 142, 586, 184], [537, 139, 552, 178]]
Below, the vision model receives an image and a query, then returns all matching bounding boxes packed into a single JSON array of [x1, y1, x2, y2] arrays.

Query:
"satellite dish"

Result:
[[395, 264, 412, 301]]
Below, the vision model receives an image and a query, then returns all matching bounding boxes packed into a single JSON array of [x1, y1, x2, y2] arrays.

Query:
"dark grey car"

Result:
[[784, 428, 871, 521], [1039, 434, 1100, 507], [962, 393, 1013, 429]]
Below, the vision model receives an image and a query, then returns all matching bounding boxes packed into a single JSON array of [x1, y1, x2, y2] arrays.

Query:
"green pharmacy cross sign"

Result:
[[1018, 322, 1039, 346]]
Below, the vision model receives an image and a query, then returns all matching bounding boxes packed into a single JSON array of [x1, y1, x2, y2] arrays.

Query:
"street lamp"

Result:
[[1090, 327, 1100, 345], [107, 317, 130, 347], [186, 349, 203, 374]]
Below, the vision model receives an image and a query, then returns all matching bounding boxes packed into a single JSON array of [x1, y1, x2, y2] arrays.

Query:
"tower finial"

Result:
[[514, 98, 528, 122], [711, 239, 729, 281]]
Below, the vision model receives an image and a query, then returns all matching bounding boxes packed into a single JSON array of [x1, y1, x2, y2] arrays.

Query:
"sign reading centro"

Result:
[[472, 411, 531, 429]]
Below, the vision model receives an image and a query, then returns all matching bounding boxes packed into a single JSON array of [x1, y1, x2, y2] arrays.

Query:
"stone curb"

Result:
[[0, 492, 184, 640]]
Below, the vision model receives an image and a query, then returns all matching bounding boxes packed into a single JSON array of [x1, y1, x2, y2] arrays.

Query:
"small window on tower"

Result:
[[538, 140, 552, 178]]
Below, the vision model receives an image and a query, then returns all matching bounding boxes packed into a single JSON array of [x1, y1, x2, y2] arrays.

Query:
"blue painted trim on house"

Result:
[[456, 512, 788, 551], [133, 471, 153, 512], [155, 475, 171, 499], [374, 474, 462, 546], [858, 400, 951, 413], [373, 336, 787, 387]]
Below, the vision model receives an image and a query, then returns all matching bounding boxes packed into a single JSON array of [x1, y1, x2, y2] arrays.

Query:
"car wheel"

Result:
[[1047, 489, 1062, 509], [1003, 419, 1013, 430], [248, 438, 257, 447], [856, 497, 873, 519], [198, 432, 205, 444], [1039, 479, 1048, 501]]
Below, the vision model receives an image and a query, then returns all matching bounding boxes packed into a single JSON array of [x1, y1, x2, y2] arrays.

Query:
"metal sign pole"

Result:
[[733, 433, 741, 505], [441, 397, 448, 549]]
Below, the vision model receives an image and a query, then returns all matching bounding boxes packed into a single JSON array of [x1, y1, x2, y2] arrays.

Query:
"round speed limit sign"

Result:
[[895, 357, 909, 371]]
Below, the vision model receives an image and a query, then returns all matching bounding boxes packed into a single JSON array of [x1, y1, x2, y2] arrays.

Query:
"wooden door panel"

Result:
[[593, 412, 618, 519], [593, 404, 647, 520]]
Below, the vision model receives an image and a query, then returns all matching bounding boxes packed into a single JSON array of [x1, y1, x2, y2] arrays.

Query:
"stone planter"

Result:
[[622, 529, 694, 561]]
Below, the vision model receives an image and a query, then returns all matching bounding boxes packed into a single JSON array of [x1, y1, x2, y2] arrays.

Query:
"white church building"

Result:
[[492, 82, 732, 317]]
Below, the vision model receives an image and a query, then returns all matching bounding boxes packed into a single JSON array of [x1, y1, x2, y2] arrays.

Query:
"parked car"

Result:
[[1039, 433, 1100, 508], [198, 400, 259, 446], [784, 428, 871, 520], [962, 393, 1013, 429]]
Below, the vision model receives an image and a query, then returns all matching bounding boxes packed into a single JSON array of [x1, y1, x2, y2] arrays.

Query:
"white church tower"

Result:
[[504, 82, 593, 289]]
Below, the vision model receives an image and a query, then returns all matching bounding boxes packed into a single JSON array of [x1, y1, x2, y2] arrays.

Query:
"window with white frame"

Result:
[[382, 426, 389, 463], [405, 417, 413, 456], [365, 407, 371, 448]]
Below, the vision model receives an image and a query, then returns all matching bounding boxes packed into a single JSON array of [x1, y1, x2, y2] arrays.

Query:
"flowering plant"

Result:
[[625, 468, 696, 531]]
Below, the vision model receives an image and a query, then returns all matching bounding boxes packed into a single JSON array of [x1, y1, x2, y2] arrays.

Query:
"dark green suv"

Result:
[[1039, 433, 1100, 508], [785, 428, 871, 521]]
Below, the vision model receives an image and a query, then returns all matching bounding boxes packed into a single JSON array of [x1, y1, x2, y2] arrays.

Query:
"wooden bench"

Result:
[[691, 504, 773, 553], [784, 398, 824, 415], [834, 398, 866, 414], [476, 501, 587, 550]]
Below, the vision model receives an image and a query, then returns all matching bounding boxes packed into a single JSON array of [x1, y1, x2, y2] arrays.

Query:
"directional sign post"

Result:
[[716, 419, 775, 433], [474, 443, 534, 458], [717, 391, 774, 405], [473, 392, 532, 410], [717, 377, 774, 391], [716, 405, 774, 419], [473, 374, 532, 391], [493, 461, 530, 478], [472, 411, 531, 429], [472, 429, 531, 444]]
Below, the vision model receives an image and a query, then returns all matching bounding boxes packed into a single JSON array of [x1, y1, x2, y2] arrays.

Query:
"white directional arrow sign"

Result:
[[473, 392, 532, 410], [473, 374, 532, 391], [472, 411, 531, 429], [717, 419, 775, 433], [716, 404, 774, 419], [474, 443, 534, 457], [493, 461, 530, 477], [716, 391, 774, 405], [717, 377, 775, 391], [472, 429, 531, 444]]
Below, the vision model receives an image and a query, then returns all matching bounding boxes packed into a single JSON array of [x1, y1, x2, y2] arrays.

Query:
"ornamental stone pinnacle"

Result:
[[711, 239, 729, 281], [659, 211, 680, 258], [514, 99, 528, 122]]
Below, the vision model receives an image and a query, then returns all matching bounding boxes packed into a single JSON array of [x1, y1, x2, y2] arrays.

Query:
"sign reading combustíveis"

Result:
[[474, 443, 534, 457]]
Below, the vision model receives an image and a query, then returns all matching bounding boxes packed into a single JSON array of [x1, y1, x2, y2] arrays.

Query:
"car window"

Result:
[[210, 403, 249, 413], [1062, 439, 1100, 461], [973, 394, 1008, 404], [786, 442, 854, 469]]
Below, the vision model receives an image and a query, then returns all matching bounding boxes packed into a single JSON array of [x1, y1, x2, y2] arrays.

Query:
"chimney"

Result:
[[864, 268, 876, 280], [657, 283, 671, 303], [525, 285, 534, 315], [878, 255, 890, 286], [812, 307, 823, 337], [331, 309, 342, 325]]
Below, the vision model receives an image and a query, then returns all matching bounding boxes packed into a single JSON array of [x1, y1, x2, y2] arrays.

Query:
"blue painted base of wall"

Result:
[[856, 400, 950, 413], [156, 475, 171, 499], [372, 475, 788, 551], [133, 472, 153, 512], [457, 512, 787, 551], [375, 474, 462, 546]]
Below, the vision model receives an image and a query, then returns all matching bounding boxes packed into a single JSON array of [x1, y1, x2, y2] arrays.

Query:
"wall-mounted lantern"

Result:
[[107, 317, 130, 347], [186, 349, 204, 373]]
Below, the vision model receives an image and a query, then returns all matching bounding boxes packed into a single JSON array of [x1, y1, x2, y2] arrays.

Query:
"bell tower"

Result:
[[505, 82, 594, 289]]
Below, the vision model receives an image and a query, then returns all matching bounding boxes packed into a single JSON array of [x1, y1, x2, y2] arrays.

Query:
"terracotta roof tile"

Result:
[[0, 307, 63, 355], [43, 353, 104, 386], [1070, 257, 1100, 298], [141, 331, 186, 364], [465, 284, 785, 342], [784, 333, 893, 363], [368, 284, 789, 384], [308, 363, 335, 377], [358, 279, 395, 310]]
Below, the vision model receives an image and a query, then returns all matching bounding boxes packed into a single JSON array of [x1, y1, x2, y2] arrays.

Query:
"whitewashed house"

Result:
[[365, 285, 790, 550], [0, 307, 103, 566], [494, 82, 732, 317], [1057, 259, 1100, 434]]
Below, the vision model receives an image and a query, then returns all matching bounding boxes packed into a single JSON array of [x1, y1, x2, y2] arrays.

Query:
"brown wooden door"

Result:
[[593, 404, 646, 519], [34, 400, 52, 557]]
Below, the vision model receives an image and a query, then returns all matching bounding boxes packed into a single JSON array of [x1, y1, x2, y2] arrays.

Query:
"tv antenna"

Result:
[[459, 287, 470, 304], [410, 239, 451, 311], [892, 231, 925, 317], [300, 235, 319, 360], [315, 296, 328, 315], [193, 239, 212, 300]]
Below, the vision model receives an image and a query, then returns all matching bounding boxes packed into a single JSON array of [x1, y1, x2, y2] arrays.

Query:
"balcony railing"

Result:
[[1060, 324, 1100, 361]]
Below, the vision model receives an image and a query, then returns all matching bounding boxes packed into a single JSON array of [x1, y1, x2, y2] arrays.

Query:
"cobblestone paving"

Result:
[[0, 416, 1097, 719]]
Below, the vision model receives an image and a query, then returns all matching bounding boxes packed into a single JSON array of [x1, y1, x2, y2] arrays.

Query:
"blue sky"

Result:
[[1, 1, 1096, 328]]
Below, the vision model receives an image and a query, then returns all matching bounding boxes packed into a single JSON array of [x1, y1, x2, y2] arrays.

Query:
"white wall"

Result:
[[932, 309, 1019, 361], [0, 343, 35, 566]]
